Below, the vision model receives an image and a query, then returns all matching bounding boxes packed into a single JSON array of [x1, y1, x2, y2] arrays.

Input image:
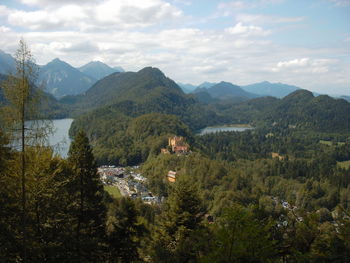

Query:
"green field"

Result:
[[104, 185, 122, 199], [337, 160, 350, 169]]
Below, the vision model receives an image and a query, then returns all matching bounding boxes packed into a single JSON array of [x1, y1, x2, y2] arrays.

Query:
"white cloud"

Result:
[[225, 23, 271, 37], [19, 0, 100, 7], [7, 0, 183, 31], [236, 14, 304, 24], [193, 65, 228, 74], [0, 26, 11, 32], [272, 58, 337, 74], [218, 0, 284, 10], [0, 1, 349, 95], [0, 5, 10, 17]]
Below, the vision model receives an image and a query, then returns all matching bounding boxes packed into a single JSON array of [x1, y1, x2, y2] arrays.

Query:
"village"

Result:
[[98, 165, 161, 204], [98, 136, 191, 204]]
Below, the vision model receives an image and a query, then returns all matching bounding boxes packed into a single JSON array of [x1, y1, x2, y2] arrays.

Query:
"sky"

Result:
[[0, 0, 349, 95]]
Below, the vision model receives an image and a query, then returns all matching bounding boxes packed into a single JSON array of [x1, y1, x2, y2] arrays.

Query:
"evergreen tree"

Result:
[[67, 130, 107, 262], [106, 197, 147, 263], [202, 205, 278, 263], [151, 178, 206, 263]]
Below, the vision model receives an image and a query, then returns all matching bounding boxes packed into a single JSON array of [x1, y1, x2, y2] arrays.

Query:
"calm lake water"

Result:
[[49, 118, 73, 158], [25, 118, 73, 158], [198, 125, 253, 135]]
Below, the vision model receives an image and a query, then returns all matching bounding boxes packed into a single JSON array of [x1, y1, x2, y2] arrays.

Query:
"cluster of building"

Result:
[[98, 166, 125, 184], [161, 136, 191, 183], [98, 166, 158, 204], [161, 136, 190, 155]]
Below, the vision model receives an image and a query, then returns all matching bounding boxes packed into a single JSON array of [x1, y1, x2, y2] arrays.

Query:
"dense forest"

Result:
[[1, 40, 350, 262]]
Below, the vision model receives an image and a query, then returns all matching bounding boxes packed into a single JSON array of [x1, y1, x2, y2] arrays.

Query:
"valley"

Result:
[[1, 45, 350, 262]]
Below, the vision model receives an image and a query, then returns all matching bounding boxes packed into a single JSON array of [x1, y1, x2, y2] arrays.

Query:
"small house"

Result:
[[167, 170, 177, 183]]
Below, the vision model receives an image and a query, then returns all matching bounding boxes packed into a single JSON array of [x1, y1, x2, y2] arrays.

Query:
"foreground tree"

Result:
[[0, 39, 49, 262], [106, 197, 147, 263], [151, 178, 206, 263], [67, 131, 107, 262], [202, 205, 278, 263]]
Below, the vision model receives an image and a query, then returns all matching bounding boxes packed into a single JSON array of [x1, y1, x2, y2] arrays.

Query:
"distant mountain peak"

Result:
[[79, 60, 124, 80], [51, 58, 64, 64], [46, 58, 72, 68], [40, 58, 96, 97]]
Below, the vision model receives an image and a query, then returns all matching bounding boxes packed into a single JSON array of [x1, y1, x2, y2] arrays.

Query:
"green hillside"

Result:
[[70, 68, 350, 165]]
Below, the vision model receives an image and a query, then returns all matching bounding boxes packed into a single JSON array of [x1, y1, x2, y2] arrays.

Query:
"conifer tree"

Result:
[[151, 178, 205, 263], [67, 130, 106, 262], [106, 197, 147, 263]]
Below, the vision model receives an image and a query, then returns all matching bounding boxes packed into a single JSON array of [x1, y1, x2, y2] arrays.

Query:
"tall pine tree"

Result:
[[67, 130, 106, 262]]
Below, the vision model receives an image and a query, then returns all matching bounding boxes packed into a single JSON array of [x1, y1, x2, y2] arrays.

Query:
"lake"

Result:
[[48, 118, 74, 158], [198, 125, 253, 135], [25, 118, 73, 158]]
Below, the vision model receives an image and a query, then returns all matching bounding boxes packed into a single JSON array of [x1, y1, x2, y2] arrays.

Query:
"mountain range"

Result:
[[0, 49, 349, 101], [241, 81, 300, 98], [38, 58, 96, 98], [69, 66, 350, 133], [1, 60, 350, 163], [0, 50, 124, 98]]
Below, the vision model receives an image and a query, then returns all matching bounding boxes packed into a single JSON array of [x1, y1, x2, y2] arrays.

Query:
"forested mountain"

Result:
[[266, 90, 350, 131], [192, 91, 218, 104], [39, 58, 96, 98], [75, 67, 188, 109], [222, 89, 350, 132], [0, 50, 16, 74], [79, 61, 123, 80], [69, 67, 224, 163], [241, 81, 300, 98], [194, 81, 259, 100], [69, 67, 350, 165]]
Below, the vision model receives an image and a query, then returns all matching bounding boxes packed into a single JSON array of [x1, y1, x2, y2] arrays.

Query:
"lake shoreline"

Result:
[[197, 124, 254, 135]]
